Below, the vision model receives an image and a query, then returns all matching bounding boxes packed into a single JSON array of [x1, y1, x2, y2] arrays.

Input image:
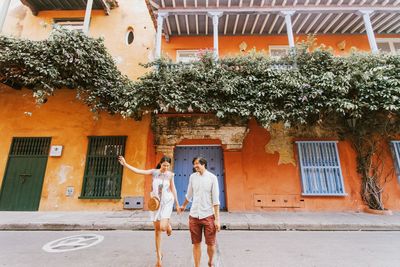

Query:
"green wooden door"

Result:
[[0, 137, 51, 211]]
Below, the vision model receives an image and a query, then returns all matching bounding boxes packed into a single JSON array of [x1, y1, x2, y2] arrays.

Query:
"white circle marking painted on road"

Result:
[[42, 234, 104, 253]]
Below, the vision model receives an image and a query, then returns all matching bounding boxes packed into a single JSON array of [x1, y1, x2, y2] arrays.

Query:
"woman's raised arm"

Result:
[[118, 156, 154, 175]]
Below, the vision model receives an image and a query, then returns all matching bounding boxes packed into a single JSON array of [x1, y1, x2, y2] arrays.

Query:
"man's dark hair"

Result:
[[192, 156, 207, 168]]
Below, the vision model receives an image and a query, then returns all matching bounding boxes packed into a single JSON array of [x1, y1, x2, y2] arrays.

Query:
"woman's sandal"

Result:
[[155, 254, 163, 267], [166, 225, 172, 236]]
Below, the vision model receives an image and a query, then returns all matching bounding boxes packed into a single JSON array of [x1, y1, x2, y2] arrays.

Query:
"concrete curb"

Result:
[[2, 223, 400, 231], [1, 211, 400, 231]]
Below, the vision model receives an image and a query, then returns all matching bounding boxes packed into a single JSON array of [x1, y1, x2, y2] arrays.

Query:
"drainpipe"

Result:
[[281, 11, 296, 49], [209, 12, 223, 60], [155, 12, 168, 59], [83, 0, 94, 35], [359, 10, 379, 53]]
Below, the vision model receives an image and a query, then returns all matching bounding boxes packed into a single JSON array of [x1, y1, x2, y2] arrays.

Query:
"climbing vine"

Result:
[[0, 27, 132, 114]]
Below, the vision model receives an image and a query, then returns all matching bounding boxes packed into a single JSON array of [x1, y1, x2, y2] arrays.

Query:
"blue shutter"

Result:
[[390, 141, 400, 183], [296, 141, 346, 196]]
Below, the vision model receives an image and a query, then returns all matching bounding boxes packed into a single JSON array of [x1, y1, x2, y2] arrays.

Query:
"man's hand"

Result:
[[181, 199, 189, 213], [214, 218, 221, 232], [176, 206, 182, 215]]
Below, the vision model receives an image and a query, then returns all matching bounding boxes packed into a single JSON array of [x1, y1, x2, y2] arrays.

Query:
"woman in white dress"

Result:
[[118, 155, 181, 267]]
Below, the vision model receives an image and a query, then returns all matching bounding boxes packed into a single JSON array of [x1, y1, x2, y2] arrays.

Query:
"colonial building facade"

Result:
[[1, 0, 400, 212]]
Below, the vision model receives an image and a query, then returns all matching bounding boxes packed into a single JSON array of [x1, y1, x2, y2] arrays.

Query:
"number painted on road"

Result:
[[42, 234, 104, 253]]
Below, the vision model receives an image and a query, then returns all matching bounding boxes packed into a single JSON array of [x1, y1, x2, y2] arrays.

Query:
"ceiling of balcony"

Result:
[[20, 0, 118, 15], [147, 0, 400, 36]]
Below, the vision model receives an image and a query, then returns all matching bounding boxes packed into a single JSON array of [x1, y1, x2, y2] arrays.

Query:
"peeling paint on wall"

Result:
[[265, 123, 296, 166], [47, 182, 60, 209], [80, 157, 86, 168], [58, 165, 73, 184]]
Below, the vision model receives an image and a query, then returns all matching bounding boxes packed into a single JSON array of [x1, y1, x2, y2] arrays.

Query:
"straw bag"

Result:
[[148, 172, 166, 211], [148, 196, 160, 211]]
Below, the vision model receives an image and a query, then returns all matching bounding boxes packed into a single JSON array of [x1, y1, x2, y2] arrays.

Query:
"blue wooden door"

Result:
[[173, 146, 226, 210]]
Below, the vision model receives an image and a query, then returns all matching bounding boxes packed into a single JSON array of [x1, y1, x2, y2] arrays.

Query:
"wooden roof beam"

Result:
[[21, 0, 39, 15], [99, 0, 111, 15]]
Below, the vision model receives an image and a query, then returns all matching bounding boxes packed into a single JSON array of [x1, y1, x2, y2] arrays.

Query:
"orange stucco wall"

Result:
[[158, 33, 400, 212], [1, 0, 157, 211], [162, 119, 400, 212], [223, 120, 400, 212], [2, 0, 156, 80], [162, 34, 400, 60], [0, 85, 152, 211]]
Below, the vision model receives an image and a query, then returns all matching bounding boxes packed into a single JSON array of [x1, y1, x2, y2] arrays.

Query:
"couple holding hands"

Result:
[[118, 155, 221, 267]]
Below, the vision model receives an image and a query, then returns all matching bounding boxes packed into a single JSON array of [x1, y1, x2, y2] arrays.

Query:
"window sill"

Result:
[[79, 196, 121, 200], [301, 193, 347, 197]]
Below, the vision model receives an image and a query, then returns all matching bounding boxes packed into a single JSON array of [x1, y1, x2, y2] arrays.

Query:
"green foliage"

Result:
[[132, 46, 400, 132], [2, 28, 399, 130], [0, 27, 131, 113]]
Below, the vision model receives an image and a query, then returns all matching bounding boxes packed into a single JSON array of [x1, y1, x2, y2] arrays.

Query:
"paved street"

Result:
[[1, 230, 400, 267]]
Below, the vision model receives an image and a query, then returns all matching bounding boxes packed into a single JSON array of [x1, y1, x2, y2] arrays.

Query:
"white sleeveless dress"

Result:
[[150, 169, 174, 222]]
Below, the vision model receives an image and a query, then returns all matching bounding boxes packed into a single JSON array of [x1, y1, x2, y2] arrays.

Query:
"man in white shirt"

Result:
[[181, 157, 220, 267]]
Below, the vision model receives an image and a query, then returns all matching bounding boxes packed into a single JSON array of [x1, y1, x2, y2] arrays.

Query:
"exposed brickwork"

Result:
[[153, 114, 249, 153]]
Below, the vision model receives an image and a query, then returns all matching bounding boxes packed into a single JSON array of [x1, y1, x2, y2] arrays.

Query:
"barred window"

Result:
[[296, 141, 346, 196], [80, 136, 126, 199], [269, 45, 289, 58]]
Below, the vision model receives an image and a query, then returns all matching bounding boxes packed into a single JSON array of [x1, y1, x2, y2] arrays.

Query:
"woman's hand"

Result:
[[176, 206, 182, 215], [176, 205, 183, 215], [118, 156, 126, 166]]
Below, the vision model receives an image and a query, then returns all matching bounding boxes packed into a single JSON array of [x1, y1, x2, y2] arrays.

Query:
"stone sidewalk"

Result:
[[1, 211, 400, 231]]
